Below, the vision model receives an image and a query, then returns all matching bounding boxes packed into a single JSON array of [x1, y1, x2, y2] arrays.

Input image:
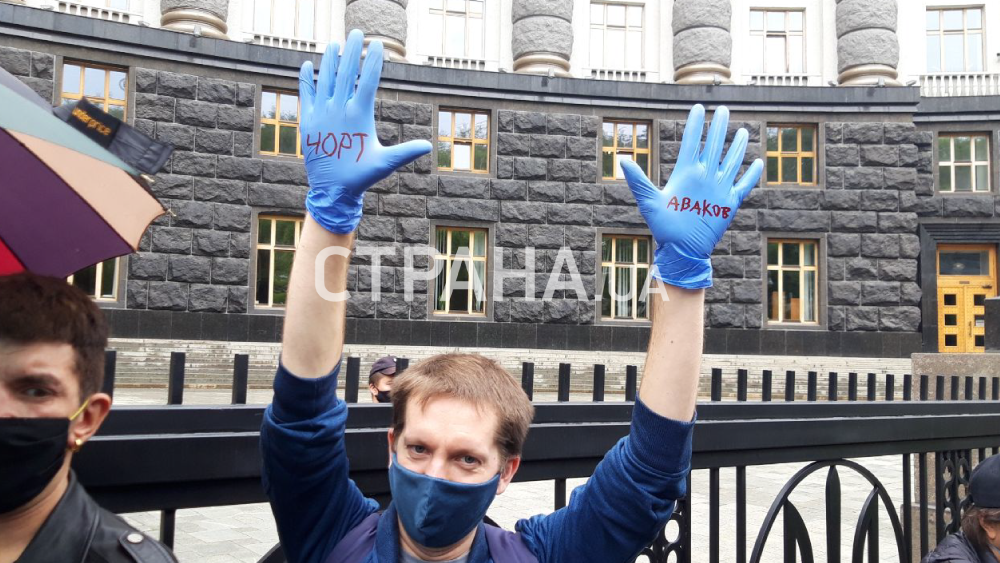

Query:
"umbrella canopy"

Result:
[[0, 70, 165, 278]]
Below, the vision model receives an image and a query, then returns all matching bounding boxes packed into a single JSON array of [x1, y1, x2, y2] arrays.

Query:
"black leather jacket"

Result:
[[922, 531, 1000, 563], [16, 472, 177, 563]]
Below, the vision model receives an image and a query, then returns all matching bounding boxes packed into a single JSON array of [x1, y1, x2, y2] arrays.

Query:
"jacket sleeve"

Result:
[[514, 399, 695, 563], [260, 361, 379, 563]]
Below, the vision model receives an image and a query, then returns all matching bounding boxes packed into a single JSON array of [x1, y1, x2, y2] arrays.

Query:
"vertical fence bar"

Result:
[[904, 374, 913, 401], [397, 357, 409, 372], [554, 479, 567, 510], [682, 473, 692, 563], [167, 352, 185, 405], [102, 350, 117, 399], [625, 365, 637, 402], [160, 509, 176, 549], [762, 370, 772, 402], [935, 452, 946, 542], [521, 362, 534, 401], [232, 354, 249, 405], [711, 368, 722, 402], [920, 451, 929, 558], [979, 377, 987, 401], [710, 467, 720, 563], [964, 376, 973, 400], [904, 453, 912, 563], [849, 372, 858, 401], [994, 377, 999, 400], [557, 363, 571, 403], [886, 374, 894, 401], [921, 375, 929, 401], [936, 376, 945, 401], [592, 364, 605, 402], [807, 371, 817, 402], [736, 466, 747, 563], [951, 376, 960, 400], [785, 370, 795, 402], [737, 369, 748, 402], [828, 372, 838, 401], [345, 357, 360, 403], [867, 373, 877, 402]]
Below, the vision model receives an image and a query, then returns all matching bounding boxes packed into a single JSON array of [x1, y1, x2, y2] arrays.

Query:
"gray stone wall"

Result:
[[0, 45, 53, 102]]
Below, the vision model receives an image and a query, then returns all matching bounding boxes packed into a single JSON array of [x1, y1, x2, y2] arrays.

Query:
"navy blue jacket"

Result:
[[261, 361, 695, 563]]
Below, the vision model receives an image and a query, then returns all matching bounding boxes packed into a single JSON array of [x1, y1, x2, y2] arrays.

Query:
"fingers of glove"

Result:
[[733, 158, 764, 206], [719, 128, 748, 187], [315, 42, 340, 104], [354, 40, 384, 114], [299, 60, 317, 115], [384, 140, 433, 170], [333, 29, 365, 108], [701, 106, 730, 174], [620, 159, 661, 203], [677, 104, 706, 167]]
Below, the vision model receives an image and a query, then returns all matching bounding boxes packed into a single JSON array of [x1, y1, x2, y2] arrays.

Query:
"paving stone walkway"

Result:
[[112, 389, 908, 563]]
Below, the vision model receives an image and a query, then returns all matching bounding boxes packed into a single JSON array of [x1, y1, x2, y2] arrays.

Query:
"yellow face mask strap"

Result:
[[69, 397, 90, 421]]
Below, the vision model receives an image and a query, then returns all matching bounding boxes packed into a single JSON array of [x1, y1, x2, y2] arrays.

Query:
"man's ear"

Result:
[[496, 456, 521, 496], [386, 428, 395, 466], [68, 392, 112, 450]]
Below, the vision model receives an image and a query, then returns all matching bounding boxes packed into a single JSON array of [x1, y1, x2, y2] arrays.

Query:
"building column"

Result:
[[345, 0, 408, 62], [672, 0, 732, 84], [160, 0, 229, 40], [511, 0, 572, 77], [836, 0, 900, 86]]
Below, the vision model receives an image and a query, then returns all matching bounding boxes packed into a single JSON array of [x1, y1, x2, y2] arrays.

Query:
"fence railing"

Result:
[[79, 352, 1000, 563], [745, 73, 817, 87], [56, 0, 140, 24], [918, 72, 1000, 97]]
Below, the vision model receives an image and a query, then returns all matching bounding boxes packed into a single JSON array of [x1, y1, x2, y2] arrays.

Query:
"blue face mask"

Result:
[[388, 453, 500, 549]]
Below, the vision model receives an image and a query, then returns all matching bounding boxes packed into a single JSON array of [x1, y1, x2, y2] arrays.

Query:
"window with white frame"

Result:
[[926, 8, 984, 73], [252, 0, 315, 40], [425, 0, 484, 59], [68, 258, 120, 302], [748, 9, 804, 75], [589, 2, 644, 71], [601, 235, 651, 321], [938, 134, 991, 193]]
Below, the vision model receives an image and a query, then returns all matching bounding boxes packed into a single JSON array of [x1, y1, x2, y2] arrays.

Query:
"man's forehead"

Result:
[[0, 342, 78, 386], [404, 396, 498, 442]]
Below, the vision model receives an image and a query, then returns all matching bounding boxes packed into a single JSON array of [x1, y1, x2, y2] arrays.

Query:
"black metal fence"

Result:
[[77, 352, 1000, 563]]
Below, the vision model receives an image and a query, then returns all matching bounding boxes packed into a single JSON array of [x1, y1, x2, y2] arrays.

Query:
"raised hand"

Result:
[[300, 29, 432, 234], [621, 104, 763, 289]]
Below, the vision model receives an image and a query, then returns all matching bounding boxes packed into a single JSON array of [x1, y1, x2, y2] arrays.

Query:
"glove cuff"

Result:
[[305, 188, 363, 235], [651, 245, 713, 289]]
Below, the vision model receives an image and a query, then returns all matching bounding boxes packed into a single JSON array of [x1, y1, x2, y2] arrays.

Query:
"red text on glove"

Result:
[[666, 196, 731, 219], [305, 132, 368, 162]]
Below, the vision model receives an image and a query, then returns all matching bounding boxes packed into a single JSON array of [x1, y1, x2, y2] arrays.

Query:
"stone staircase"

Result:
[[108, 338, 914, 399]]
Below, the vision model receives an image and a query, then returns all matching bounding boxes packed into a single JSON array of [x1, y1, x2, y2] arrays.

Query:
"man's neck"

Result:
[[0, 467, 70, 563], [397, 517, 474, 562]]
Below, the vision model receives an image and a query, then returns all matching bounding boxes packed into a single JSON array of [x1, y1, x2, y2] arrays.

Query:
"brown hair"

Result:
[[390, 353, 534, 464], [0, 273, 108, 400], [369, 371, 392, 387], [961, 506, 1000, 550]]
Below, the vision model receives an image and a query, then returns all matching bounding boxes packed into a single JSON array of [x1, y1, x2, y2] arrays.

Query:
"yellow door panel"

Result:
[[936, 244, 997, 353]]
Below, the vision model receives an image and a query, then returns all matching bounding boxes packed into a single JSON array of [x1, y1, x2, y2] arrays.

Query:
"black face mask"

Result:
[[375, 390, 391, 404], [0, 417, 70, 514]]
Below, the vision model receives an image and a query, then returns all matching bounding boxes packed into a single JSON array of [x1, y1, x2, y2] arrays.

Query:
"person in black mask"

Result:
[[368, 356, 397, 404], [0, 273, 176, 563]]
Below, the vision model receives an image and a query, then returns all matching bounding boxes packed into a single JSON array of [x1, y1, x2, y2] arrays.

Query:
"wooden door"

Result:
[[937, 244, 997, 353]]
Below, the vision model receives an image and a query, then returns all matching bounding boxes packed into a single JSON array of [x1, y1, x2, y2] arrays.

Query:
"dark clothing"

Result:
[[15, 472, 177, 563], [922, 531, 1000, 563]]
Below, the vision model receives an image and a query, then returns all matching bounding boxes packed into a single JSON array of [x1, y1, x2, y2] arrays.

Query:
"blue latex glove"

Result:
[[621, 105, 763, 289], [300, 30, 432, 234]]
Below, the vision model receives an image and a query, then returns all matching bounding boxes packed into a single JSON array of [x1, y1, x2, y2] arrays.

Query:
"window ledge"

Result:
[[763, 323, 827, 331], [936, 191, 994, 196], [249, 306, 287, 316], [764, 183, 823, 189], [430, 314, 490, 322], [596, 319, 652, 327]]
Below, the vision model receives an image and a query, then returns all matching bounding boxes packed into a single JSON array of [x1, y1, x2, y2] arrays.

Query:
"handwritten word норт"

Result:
[[306, 132, 369, 162]]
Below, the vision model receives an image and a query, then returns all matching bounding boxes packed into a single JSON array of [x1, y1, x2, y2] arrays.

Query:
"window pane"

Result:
[[469, 19, 485, 60], [446, 0, 465, 11], [469, 0, 483, 14], [788, 11, 803, 32], [254, 0, 271, 33], [107, 105, 126, 121], [766, 127, 779, 151], [449, 262, 470, 312], [627, 5, 643, 27], [435, 260, 447, 311], [108, 71, 127, 101], [938, 136, 951, 162], [748, 36, 764, 74], [261, 91, 277, 119], [636, 267, 648, 318], [83, 67, 106, 98], [255, 249, 271, 305], [781, 157, 798, 183], [942, 10, 963, 31], [765, 36, 786, 74], [617, 123, 633, 147], [782, 242, 799, 266], [436, 229, 447, 254], [473, 231, 486, 257], [615, 266, 632, 318], [800, 127, 814, 152], [607, 28, 625, 68], [636, 124, 648, 149], [438, 141, 452, 168], [637, 239, 649, 263], [767, 156, 779, 183], [602, 123, 615, 147], [781, 127, 798, 151], [438, 112, 452, 137], [451, 230, 470, 254], [615, 238, 634, 262], [273, 250, 294, 305], [968, 9, 982, 30], [767, 270, 779, 320], [474, 113, 488, 140], [299, 0, 315, 40], [974, 136, 988, 161], [99, 260, 117, 298], [260, 123, 276, 153], [258, 218, 272, 244], [766, 11, 785, 31], [926, 35, 941, 73], [939, 165, 953, 192], [954, 137, 972, 161], [274, 0, 295, 37], [767, 242, 779, 265], [62, 64, 81, 95], [940, 251, 989, 276], [602, 151, 614, 178], [615, 153, 633, 179], [72, 265, 96, 295], [782, 270, 800, 322], [976, 165, 989, 191], [803, 271, 816, 322], [607, 4, 625, 26], [109, 0, 128, 10], [955, 166, 973, 191], [455, 113, 472, 139], [590, 28, 604, 68], [474, 144, 488, 171], [446, 14, 465, 56], [635, 153, 648, 175], [601, 266, 612, 317], [943, 35, 964, 72], [591, 3, 603, 24], [926, 10, 939, 31], [278, 126, 298, 155], [453, 143, 472, 170], [968, 33, 983, 72], [626, 31, 642, 69], [426, 12, 443, 55], [472, 262, 485, 313], [275, 220, 296, 246], [803, 243, 816, 266], [279, 94, 298, 121], [750, 10, 764, 31], [788, 36, 803, 74], [801, 157, 814, 184]]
